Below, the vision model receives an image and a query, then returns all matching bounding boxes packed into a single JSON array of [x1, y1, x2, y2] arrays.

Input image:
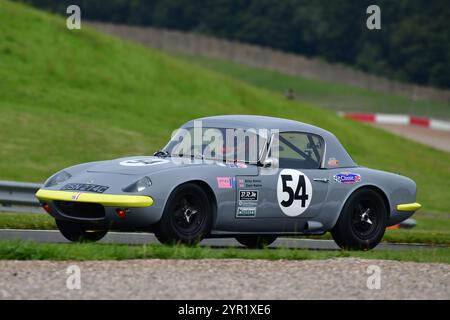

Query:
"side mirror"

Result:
[[263, 157, 279, 168]]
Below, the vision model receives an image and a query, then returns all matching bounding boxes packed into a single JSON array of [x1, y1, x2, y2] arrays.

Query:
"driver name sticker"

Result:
[[277, 169, 312, 217], [119, 159, 169, 167]]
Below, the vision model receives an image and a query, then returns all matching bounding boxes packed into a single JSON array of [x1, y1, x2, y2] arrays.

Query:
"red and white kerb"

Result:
[[339, 112, 450, 132]]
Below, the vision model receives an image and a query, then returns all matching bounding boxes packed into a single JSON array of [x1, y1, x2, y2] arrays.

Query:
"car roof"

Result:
[[185, 115, 327, 134], [181, 115, 357, 168]]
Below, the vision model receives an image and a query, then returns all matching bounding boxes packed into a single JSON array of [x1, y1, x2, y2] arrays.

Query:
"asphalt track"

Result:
[[0, 229, 440, 251], [373, 123, 450, 152]]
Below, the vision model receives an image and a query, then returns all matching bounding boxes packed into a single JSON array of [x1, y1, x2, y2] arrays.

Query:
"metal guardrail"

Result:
[[0, 180, 43, 213]]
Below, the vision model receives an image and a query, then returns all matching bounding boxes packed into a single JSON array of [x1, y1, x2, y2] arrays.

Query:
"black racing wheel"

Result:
[[154, 183, 212, 245], [56, 219, 108, 242], [235, 235, 278, 249], [331, 188, 387, 250]]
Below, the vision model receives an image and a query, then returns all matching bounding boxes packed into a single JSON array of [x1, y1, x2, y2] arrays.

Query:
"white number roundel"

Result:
[[277, 169, 313, 217]]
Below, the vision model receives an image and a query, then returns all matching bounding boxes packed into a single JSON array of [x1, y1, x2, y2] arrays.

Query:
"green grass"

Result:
[[0, 240, 448, 263], [383, 212, 450, 245], [1, 212, 448, 245], [0, 0, 450, 216], [0, 212, 56, 230], [178, 54, 450, 120]]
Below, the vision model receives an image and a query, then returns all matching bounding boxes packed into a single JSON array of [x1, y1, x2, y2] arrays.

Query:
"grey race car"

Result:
[[35, 115, 421, 250]]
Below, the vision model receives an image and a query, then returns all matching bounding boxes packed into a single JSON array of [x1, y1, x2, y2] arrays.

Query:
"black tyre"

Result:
[[235, 235, 277, 249], [331, 188, 387, 250], [56, 219, 107, 242], [154, 183, 212, 245]]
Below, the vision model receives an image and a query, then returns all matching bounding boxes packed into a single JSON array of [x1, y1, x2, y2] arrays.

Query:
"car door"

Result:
[[247, 131, 330, 220]]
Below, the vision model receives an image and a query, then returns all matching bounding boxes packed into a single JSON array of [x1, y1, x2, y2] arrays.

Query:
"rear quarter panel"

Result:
[[322, 167, 417, 229]]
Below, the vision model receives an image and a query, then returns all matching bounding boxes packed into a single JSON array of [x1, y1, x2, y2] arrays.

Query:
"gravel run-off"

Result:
[[0, 258, 449, 300]]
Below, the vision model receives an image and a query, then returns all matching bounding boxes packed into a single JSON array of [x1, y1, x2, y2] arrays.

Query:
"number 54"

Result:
[[280, 174, 309, 208]]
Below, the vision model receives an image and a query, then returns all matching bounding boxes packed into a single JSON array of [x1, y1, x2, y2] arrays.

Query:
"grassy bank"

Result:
[[178, 54, 450, 120], [0, 240, 448, 263]]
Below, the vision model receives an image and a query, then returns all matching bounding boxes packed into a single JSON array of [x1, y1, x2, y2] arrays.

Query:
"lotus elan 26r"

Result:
[[35, 115, 421, 250]]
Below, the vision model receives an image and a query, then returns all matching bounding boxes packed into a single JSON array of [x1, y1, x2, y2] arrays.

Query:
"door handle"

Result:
[[313, 178, 329, 183]]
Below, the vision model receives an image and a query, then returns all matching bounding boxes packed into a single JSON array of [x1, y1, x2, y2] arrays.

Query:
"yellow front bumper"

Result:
[[396, 202, 421, 212], [35, 189, 153, 208]]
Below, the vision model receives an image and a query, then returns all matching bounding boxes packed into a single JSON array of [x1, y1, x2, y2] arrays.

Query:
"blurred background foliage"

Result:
[[17, 0, 450, 89]]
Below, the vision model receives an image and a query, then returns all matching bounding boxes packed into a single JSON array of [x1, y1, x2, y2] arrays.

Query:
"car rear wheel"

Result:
[[235, 235, 277, 249], [331, 188, 387, 250], [56, 219, 108, 242], [154, 183, 212, 245]]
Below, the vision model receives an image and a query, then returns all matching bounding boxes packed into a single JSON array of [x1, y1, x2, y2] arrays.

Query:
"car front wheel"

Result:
[[154, 183, 212, 245], [56, 219, 108, 242], [331, 188, 387, 250]]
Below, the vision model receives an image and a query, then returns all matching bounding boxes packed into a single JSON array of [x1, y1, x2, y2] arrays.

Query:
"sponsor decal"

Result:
[[238, 200, 258, 207], [62, 183, 109, 193], [217, 177, 235, 189], [334, 172, 361, 184], [238, 179, 245, 188], [236, 207, 257, 218], [119, 159, 169, 167], [327, 158, 339, 167], [277, 169, 312, 217], [239, 190, 258, 201], [226, 163, 247, 169], [71, 193, 82, 201]]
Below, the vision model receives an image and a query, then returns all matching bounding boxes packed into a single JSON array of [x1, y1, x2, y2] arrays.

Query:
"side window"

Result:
[[271, 132, 324, 169]]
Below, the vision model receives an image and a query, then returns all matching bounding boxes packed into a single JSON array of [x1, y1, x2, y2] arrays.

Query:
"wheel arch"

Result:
[[331, 184, 391, 229], [169, 180, 218, 228], [359, 185, 391, 218]]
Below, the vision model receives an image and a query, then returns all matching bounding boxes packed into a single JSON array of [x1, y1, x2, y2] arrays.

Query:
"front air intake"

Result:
[[54, 201, 105, 219]]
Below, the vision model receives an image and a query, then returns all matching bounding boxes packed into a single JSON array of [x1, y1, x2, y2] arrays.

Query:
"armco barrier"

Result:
[[0, 180, 42, 213]]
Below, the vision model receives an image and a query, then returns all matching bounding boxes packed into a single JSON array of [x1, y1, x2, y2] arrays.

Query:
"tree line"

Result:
[[19, 0, 450, 89]]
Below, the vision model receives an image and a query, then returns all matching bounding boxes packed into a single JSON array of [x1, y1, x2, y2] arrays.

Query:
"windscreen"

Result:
[[163, 127, 268, 164]]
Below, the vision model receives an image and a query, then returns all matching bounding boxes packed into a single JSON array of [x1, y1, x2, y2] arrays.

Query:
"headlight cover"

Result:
[[123, 176, 152, 193], [44, 171, 72, 187]]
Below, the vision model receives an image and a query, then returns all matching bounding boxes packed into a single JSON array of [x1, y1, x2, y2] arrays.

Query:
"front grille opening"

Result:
[[54, 201, 105, 219]]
